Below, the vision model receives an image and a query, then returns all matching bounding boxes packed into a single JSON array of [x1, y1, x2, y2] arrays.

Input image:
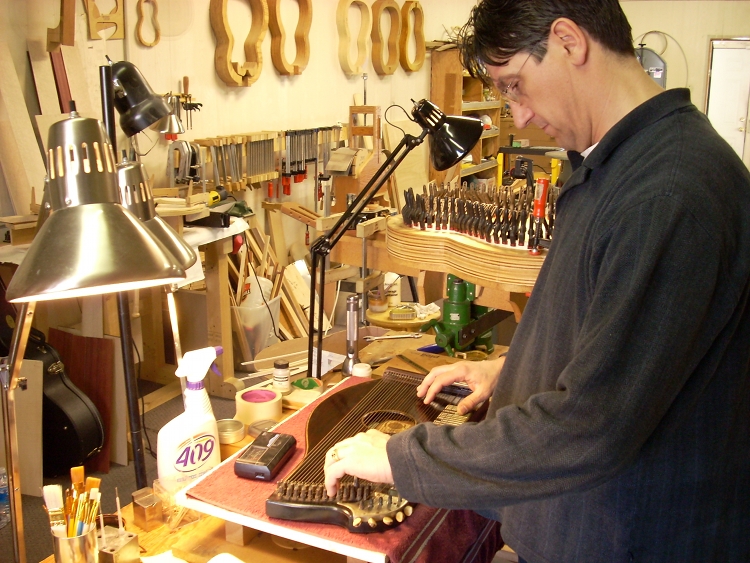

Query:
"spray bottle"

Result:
[[157, 346, 223, 493]]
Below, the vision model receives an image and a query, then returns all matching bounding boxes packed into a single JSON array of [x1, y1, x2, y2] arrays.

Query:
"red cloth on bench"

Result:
[[187, 376, 502, 563]]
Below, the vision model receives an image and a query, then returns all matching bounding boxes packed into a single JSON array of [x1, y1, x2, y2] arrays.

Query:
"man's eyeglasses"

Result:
[[497, 50, 535, 103]]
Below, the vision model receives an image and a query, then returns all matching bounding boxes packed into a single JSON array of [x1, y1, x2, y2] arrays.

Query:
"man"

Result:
[[324, 1, 750, 562]]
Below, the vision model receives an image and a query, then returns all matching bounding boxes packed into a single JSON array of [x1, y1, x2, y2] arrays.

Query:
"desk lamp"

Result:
[[99, 59, 185, 493], [307, 99, 483, 378], [1, 108, 187, 563]]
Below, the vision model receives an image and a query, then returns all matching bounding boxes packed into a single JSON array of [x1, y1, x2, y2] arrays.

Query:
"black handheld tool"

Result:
[[235, 431, 297, 481]]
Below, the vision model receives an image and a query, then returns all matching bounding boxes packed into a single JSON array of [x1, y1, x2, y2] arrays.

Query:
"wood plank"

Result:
[[49, 49, 72, 112], [284, 263, 330, 331], [47, 0, 76, 51], [0, 41, 44, 216], [228, 279, 253, 364], [60, 44, 96, 117], [203, 238, 235, 397], [264, 204, 288, 267], [281, 281, 309, 336]]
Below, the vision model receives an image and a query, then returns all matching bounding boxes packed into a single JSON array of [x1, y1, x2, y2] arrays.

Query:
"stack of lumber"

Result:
[[153, 184, 210, 220], [385, 215, 544, 293]]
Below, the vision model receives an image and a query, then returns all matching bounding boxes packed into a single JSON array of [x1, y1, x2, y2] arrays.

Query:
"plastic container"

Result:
[[233, 296, 281, 360], [0, 466, 9, 529], [157, 347, 223, 493], [351, 363, 373, 378], [384, 272, 402, 307]]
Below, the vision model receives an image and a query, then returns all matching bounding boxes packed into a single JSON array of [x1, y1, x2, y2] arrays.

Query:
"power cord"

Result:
[[132, 335, 158, 459], [634, 30, 689, 88], [242, 232, 284, 342]]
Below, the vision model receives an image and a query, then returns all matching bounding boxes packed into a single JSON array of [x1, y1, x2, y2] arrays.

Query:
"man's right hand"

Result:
[[416, 357, 506, 415]]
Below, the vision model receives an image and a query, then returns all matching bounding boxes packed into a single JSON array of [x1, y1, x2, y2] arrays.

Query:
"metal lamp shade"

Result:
[[5, 108, 186, 302], [116, 155, 197, 270], [111, 60, 171, 137], [6, 203, 185, 302], [158, 114, 185, 135], [412, 99, 483, 171]]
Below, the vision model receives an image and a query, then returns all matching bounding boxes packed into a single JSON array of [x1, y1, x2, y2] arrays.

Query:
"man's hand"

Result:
[[324, 429, 393, 498], [417, 356, 506, 415]]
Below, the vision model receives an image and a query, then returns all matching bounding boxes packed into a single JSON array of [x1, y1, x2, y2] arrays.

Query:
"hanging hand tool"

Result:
[[181, 76, 202, 129], [529, 177, 550, 255], [282, 131, 292, 196]]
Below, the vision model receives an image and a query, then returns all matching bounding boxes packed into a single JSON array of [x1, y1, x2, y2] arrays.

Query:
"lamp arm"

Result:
[[307, 129, 427, 378], [1, 301, 36, 563]]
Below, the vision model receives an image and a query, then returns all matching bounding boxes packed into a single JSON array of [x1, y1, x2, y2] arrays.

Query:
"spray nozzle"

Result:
[[176, 346, 225, 383]]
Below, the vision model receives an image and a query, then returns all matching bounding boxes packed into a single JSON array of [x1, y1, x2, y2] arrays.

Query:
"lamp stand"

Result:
[[307, 130, 427, 378], [1, 301, 36, 563], [117, 293, 148, 489], [101, 64, 148, 490]]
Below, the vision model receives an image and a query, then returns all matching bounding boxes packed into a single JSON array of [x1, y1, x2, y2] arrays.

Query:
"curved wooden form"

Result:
[[371, 0, 401, 76], [83, 0, 125, 40], [209, 0, 268, 87], [385, 215, 544, 293], [136, 0, 161, 48], [399, 1, 425, 72], [268, 0, 312, 76], [336, 0, 372, 77], [242, 0, 269, 86]]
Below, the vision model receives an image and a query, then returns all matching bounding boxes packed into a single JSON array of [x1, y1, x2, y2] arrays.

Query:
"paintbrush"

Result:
[[42, 485, 66, 538], [85, 476, 101, 497], [70, 466, 85, 497]]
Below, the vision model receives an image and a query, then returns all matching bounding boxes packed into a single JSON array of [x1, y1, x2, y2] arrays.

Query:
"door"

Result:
[[705, 39, 750, 164]]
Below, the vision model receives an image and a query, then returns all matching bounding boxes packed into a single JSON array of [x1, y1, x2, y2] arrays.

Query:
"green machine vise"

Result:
[[421, 274, 510, 357]]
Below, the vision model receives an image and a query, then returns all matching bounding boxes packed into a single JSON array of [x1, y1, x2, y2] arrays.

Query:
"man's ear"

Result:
[[549, 18, 588, 66]]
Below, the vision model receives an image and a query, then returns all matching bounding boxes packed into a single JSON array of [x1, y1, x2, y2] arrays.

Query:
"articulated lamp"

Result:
[[307, 100, 483, 378], [1, 107, 186, 563], [100, 59, 193, 493]]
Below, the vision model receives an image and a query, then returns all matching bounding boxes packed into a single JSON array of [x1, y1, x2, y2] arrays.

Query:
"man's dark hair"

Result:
[[459, 0, 635, 83]]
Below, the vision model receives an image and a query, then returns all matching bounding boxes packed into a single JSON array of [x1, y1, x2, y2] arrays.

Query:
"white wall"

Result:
[[1, 0, 476, 240], [3, 1, 750, 238], [622, 1, 750, 110]]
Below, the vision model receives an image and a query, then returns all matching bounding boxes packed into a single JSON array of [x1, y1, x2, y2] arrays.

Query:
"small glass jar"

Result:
[[273, 360, 291, 395]]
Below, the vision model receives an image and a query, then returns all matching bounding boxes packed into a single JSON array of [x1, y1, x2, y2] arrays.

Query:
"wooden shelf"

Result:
[[431, 49, 502, 185], [462, 100, 503, 112], [460, 159, 498, 177]]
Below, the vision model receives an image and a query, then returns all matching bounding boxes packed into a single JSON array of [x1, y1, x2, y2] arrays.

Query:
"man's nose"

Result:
[[510, 101, 534, 129]]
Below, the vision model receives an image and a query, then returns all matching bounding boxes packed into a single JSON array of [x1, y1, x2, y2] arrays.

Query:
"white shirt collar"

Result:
[[581, 143, 599, 159]]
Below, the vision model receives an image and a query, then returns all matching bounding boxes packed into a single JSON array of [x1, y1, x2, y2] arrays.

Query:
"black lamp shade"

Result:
[[412, 99, 483, 171], [111, 60, 171, 137]]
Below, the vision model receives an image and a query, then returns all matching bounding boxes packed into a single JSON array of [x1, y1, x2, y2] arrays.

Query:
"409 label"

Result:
[[174, 434, 216, 473]]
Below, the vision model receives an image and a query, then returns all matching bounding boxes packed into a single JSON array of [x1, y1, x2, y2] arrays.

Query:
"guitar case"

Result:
[[23, 328, 106, 476], [0, 275, 105, 476]]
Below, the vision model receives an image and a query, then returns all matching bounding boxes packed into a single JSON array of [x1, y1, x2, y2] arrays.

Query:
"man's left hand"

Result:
[[324, 429, 393, 498]]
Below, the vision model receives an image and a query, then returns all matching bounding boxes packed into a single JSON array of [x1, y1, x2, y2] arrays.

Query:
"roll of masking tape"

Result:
[[234, 388, 282, 427]]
